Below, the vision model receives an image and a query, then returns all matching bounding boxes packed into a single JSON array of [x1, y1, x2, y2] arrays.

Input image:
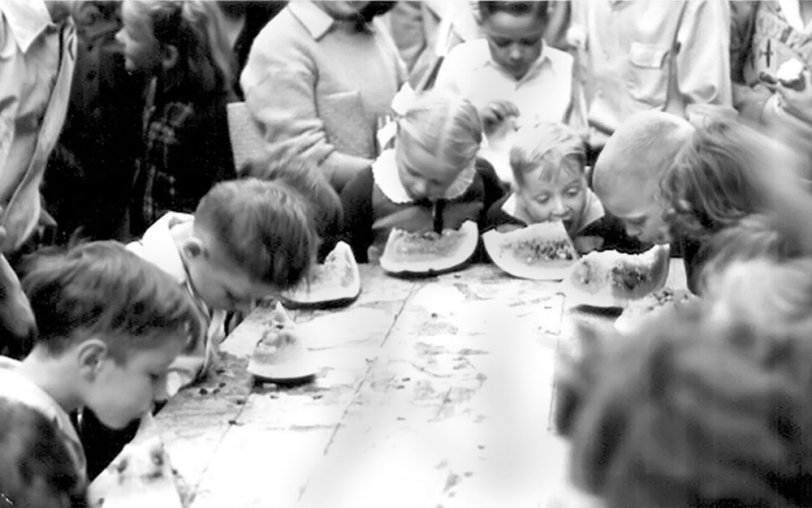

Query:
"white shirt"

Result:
[[434, 38, 575, 129]]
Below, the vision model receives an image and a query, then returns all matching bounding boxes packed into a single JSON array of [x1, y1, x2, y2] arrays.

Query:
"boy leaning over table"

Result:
[[0, 241, 203, 486], [80, 177, 318, 477]]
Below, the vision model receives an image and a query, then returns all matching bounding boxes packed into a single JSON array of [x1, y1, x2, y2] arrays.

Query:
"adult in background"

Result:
[[567, 0, 732, 159], [0, 0, 76, 254], [731, 0, 812, 161], [0, 0, 76, 353], [240, 1, 406, 192]]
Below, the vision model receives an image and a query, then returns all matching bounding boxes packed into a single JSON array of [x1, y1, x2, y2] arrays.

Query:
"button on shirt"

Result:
[[434, 38, 575, 128]]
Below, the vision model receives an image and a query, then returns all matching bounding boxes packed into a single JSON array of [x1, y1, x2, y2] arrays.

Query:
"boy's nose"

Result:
[[509, 45, 523, 61], [412, 180, 427, 197]]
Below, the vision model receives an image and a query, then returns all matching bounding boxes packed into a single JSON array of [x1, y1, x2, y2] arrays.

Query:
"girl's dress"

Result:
[[341, 149, 504, 262]]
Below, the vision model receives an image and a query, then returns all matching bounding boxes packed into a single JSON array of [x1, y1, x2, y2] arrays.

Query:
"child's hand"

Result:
[[479, 100, 519, 136]]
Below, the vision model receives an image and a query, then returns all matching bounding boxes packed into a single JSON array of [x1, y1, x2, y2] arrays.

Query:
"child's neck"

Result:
[[18, 348, 83, 414]]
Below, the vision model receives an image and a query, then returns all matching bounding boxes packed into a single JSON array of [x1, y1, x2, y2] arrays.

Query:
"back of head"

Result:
[[396, 90, 483, 172], [593, 111, 693, 197], [0, 397, 87, 508], [478, 1, 550, 23], [700, 214, 795, 292], [238, 157, 344, 245], [566, 310, 812, 507], [194, 178, 317, 289], [662, 119, 776, 238], [135, 0, 235, 94], [22, 241, 203, 364], [510, 122, 586, 188]]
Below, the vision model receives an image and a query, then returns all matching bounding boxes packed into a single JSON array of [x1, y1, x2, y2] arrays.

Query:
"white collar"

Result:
[[2, 0, 55, 53], [371, 149, 476, 204]]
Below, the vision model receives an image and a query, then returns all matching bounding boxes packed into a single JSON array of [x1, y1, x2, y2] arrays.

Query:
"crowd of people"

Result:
[[2, 1, 812, 506]]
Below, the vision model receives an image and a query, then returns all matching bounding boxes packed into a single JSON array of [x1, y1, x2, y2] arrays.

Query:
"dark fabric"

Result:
[[129, 80, 236, 237], [678, 233, 707, 296], [340, 158, 504, 263], [231, 2, 288, 99], [43, 13, 145, 243]]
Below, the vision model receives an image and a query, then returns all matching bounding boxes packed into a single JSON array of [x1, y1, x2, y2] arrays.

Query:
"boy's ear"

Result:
[[160, 43, 179, 71], [181, 237, 207, 260], [76, 338, 109, 380]]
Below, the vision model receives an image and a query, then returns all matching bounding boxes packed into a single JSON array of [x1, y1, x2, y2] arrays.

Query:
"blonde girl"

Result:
[[340, 90, 504, 262]]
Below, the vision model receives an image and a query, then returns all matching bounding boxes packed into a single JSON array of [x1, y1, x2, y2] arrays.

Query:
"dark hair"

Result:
[[661, 119, 772, 240], [135, 0, 235, 96], [194, 179, 317, 289], [239, 157, 343, 259], [562, 310, 812, 507], [0, 398, 87, 508], [22, 241, 203, 364], [478, 1, 549, 22]]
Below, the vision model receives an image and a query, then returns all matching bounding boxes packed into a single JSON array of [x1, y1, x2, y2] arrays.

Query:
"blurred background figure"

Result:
[[43, 1, 144, 244], [567, 0, 733, 159], [241, 1, 406, 192], [731, 0, 812, 162]]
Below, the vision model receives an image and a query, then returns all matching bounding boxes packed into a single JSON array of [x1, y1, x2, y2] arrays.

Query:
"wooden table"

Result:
[[155, 261, 687, 508]]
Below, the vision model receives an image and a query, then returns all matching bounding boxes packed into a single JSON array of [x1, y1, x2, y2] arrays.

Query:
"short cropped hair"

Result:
[[194, 178, 317, 289], [593, 111, 693, 197], [21, 241, 203, 365], [0, 397, 87, 508], [479, 1, 549, 22], [238, 157, 343, 254], [396, 90, 482, 175], [661, 119, 774, 239], [510, 122, 586, 189], [564, 310, 812, 507]]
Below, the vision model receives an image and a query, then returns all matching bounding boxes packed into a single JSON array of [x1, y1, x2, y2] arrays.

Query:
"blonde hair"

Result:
[[510, 122, 586, 189], [128, 0, 234, 95], [396, 91, 482, 174]]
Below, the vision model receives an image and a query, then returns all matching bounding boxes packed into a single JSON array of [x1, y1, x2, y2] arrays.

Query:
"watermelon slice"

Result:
[[482, 222, 579, 280], [247, 303, 317, 382], [379, 220, 478, 277], [566, 244, 671, 307], [280, 241, 361, 309]]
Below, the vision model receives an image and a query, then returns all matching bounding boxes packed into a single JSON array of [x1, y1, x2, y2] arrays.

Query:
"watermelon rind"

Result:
[[482, 222, 579, 280], [279, 241, 361, 310], [565, 244, 671, 308], [380, 221, 479, 277]]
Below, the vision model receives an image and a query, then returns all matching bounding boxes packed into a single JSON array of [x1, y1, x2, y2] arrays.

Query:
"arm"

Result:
[[241, 33, 372, 191], [0, 18, 19, 185], [677, 0, 733, 111]]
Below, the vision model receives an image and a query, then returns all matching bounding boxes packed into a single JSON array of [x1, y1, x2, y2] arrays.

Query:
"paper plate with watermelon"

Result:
[[482, 222, 579, 280], [280, 241, 361, 310]]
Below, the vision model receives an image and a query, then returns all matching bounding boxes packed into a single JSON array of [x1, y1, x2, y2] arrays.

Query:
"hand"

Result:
[[774, 70, 812, 124], [479, 100, 519, 136]]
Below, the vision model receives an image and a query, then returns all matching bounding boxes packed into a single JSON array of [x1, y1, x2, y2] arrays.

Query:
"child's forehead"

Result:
[[525, 159, 585, 183]]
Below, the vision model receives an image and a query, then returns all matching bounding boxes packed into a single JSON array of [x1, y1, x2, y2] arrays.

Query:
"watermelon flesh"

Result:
[[380, 221, 479, 277], [279, 241, 361, 309], [483, 222, 579, 280], [567, 244, 671, 307]]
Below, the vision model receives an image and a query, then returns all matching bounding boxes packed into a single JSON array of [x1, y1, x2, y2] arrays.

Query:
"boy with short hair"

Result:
[[127, 177, 317, 397], [485, 122, 640, 253], [0, 241, 203, 484], [434, 1, 576, 134]]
